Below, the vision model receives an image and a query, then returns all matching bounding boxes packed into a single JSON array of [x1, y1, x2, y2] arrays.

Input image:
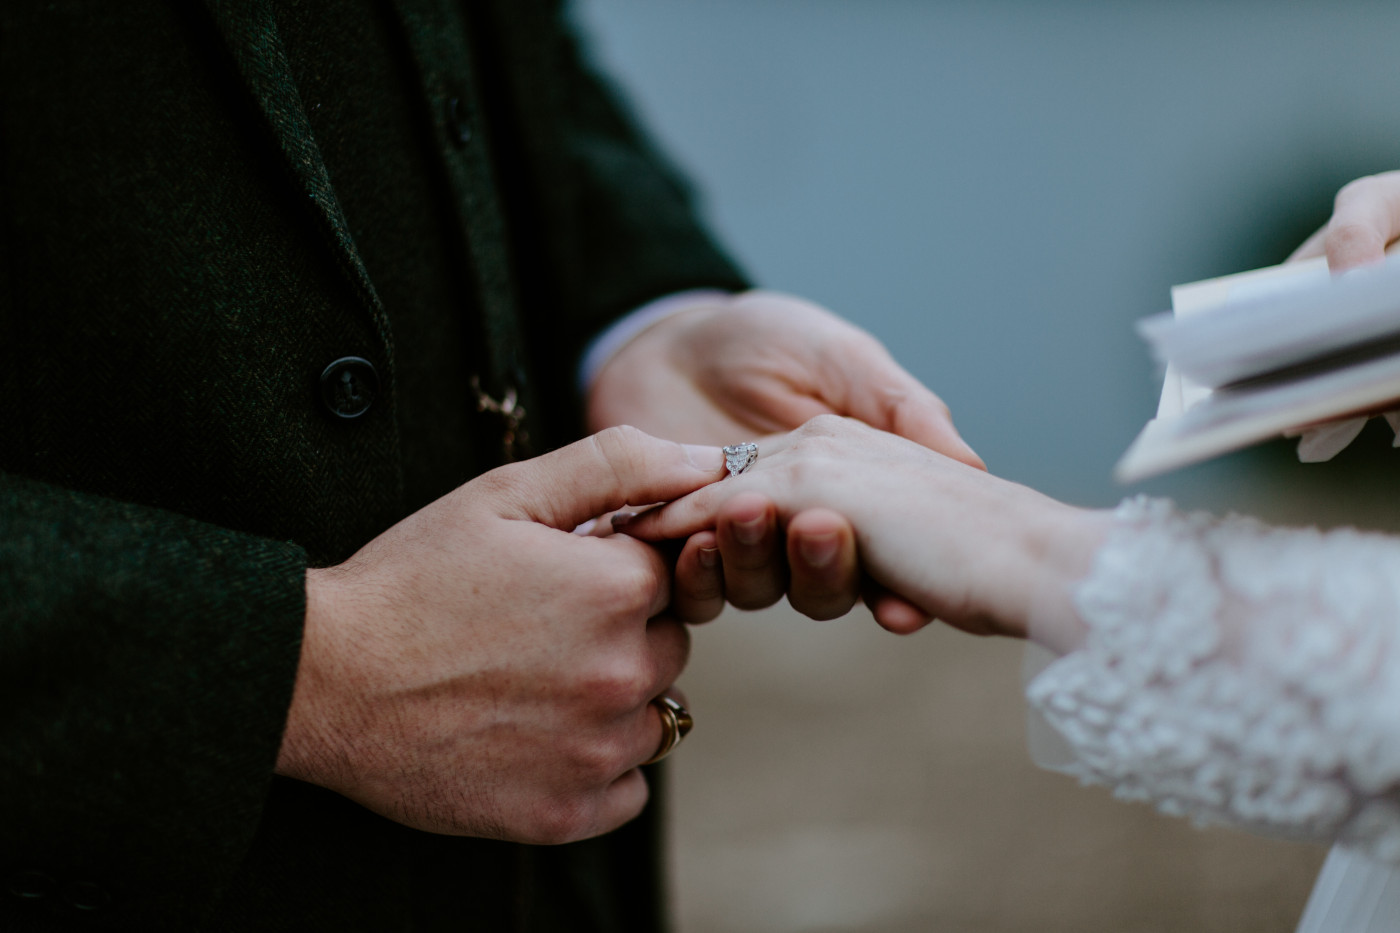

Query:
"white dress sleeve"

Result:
[[1026, 496, 1400, 862]]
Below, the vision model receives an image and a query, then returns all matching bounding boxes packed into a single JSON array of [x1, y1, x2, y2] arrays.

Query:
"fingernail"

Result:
[[734, 515, 765, 546], [698, 546, 718, 569], [798, 532, 840, 569], [573, 518, 599, 536], [611, 511, 638, 530], [683, 444, 724, 474]]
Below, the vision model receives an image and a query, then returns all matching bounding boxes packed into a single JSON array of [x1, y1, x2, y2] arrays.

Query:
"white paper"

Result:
[[1115, 257, 1400, 482]]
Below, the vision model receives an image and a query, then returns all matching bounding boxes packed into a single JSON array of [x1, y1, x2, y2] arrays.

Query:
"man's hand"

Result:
[[587, 290, 981, 464], [588, 290, 982, 624], [276, 427, 722, 845]]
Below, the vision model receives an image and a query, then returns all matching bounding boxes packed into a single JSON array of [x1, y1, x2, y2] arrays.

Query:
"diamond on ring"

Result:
[[722, 442, 758, 478]]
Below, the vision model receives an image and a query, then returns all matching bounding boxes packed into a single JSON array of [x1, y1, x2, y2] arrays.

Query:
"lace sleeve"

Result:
[[1026, 496, 1400, 861]]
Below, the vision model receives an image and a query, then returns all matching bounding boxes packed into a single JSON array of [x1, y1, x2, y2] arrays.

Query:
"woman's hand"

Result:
[[1289, 171, 1400, 271], [587, 289, 985, 627], [623, 416, 1108, 643]]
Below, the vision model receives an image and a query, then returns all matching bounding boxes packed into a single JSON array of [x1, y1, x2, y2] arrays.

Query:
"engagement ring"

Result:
[[722, 442, 758, 478]]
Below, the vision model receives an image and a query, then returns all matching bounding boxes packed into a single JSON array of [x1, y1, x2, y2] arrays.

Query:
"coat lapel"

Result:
[[199, 0, 393, 351]]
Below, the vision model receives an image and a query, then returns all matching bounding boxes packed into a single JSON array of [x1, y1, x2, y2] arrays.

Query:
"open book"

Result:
[[1115, 253, 1400, 483]]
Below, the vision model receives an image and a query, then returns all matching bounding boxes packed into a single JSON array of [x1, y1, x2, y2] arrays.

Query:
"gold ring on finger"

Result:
[[642, 695, 694, 765]]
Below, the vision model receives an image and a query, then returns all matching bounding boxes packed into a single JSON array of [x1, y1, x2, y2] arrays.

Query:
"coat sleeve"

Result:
[[0, 471, 307, 922], [475, 0, 752, 386]]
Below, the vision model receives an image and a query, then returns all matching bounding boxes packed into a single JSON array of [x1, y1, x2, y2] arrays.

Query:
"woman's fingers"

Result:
[[666, 500, 865, 623], [784, 508, 861, 621], [864, 585, 936, 635], [671, 531, 726, 623], [712, 493, 787, 610]]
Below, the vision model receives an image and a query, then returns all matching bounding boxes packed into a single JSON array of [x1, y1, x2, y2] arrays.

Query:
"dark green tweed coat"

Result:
[[0, 0, 747, 929]]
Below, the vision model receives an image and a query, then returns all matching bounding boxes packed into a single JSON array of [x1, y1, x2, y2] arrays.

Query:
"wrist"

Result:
[[585, 298, 738, 435], [1017, 503, 1111, 651], [276, 566, 350, 785], [583, 291, 735, 401]]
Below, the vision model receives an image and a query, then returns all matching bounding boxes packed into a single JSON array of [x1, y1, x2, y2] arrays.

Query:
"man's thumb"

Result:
[[509, 426, 723, 529]]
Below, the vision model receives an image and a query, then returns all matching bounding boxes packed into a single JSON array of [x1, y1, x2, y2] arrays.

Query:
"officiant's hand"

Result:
[[621, 416, 1107, 645], [587, 290, 984, 624], [1289, 170, 1400, 271], [1285, 171, 1400, 456]]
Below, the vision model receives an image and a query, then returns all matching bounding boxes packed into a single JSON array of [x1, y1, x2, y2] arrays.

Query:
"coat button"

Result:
[[6, 870, 57, 900], [445, 96, 472, 147], [63, 880, 111, 911], [320, 356, 379, 419]]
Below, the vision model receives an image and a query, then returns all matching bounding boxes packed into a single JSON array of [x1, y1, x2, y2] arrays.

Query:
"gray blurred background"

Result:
[[574, 2, 1400, 930]]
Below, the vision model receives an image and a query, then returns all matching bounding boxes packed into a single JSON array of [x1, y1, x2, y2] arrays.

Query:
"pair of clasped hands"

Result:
[[276, 173, 1400, 849]]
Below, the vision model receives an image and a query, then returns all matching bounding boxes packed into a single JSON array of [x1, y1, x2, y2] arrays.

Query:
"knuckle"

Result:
[[592, 561, 663, 613], [598, 423, 648, 446], [1329, 220, 1380, 250], [587, 425, 651, 497], [529, 796, 598, 845], [780, 455, 820, 491], [1336, 174, 1382, 204], [591, 424, 650, 467], [800, 412, 848, 436], [786, 418, 847, 462], [582, 656, 654, 714], [556, 736, 626, 789], [579, 733, 634, 782]]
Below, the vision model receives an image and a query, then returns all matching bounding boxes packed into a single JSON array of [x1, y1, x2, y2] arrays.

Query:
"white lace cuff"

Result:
[[1028, 496, 1400, 861]]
